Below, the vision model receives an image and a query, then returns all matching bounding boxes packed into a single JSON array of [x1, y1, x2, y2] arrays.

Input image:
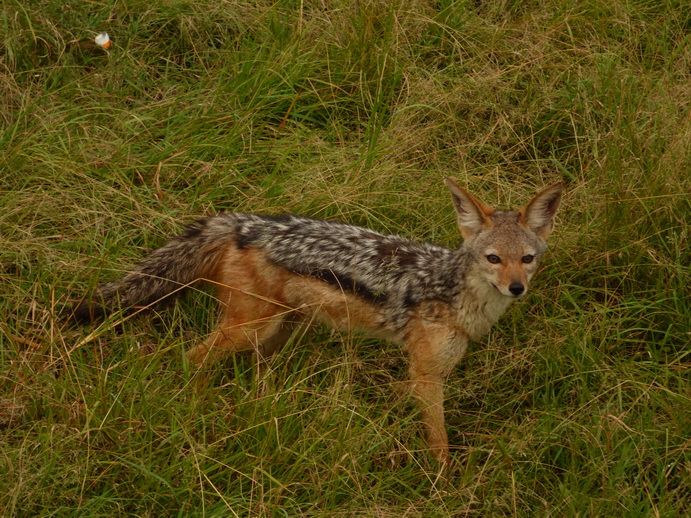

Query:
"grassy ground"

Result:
[[1, 0, 689, 515]]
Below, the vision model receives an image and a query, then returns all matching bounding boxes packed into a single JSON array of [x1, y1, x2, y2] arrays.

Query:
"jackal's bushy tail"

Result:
[[68, 217, 230, 323]]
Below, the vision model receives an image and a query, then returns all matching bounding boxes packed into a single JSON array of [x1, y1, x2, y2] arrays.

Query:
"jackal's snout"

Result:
[[508, 282, 525, 296]]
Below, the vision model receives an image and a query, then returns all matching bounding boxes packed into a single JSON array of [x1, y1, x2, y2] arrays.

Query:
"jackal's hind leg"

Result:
[[185, 288, 292, 368], [255, 317, 303, 359]]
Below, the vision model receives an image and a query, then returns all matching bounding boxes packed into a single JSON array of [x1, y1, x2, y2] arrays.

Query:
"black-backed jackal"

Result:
[[69, 179, 563, 463]]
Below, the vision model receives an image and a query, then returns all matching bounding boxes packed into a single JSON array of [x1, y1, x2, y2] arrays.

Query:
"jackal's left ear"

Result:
[[445, 178, 495, 239], [519, 182, 564, 239]]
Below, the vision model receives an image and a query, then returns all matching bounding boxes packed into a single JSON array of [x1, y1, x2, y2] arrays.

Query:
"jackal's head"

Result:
[[446, 179, 563, 299]]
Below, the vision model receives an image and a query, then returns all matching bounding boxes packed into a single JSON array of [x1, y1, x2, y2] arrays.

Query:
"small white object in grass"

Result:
[[95, 31, 111, 49]]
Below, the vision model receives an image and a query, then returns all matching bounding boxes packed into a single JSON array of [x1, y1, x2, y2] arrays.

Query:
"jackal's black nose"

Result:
[[509, 282, 525, 296]]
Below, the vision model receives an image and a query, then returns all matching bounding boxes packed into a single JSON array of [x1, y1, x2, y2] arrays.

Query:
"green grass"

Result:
[[1, 0, 689, 515]]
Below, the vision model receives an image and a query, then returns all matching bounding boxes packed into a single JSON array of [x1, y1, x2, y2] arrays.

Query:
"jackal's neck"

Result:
[[453, 261, 514, 340]]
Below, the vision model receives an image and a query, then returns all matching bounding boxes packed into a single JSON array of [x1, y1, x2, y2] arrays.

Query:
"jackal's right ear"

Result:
[[445, 178, 494, 239]]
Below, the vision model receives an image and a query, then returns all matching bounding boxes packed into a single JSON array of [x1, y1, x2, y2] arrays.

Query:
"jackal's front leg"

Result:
[[409, 370, 448, 462], [405, 320, 468, 464]]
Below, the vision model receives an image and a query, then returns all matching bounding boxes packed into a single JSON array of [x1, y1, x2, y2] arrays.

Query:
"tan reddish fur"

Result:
[[185, 244, 472, 462]]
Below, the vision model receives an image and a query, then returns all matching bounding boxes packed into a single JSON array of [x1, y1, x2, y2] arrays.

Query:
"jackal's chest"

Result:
[[453, 282, 514, 340]]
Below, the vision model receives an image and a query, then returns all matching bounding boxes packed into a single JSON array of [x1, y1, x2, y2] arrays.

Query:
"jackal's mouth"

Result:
[[489, 283, 507, 296]]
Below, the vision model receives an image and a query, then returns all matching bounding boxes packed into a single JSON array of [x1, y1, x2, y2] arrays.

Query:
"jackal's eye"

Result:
[[486, 254, 501, 264], [522, 255, 534, 264]]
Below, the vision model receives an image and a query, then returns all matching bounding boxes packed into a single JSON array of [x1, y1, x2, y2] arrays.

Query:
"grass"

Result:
[[1, 0, 689, 515]]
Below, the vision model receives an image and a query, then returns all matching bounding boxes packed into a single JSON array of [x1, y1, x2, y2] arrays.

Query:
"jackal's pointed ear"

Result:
[[445, 178, 494, 239], [519, 182, 563, 239]]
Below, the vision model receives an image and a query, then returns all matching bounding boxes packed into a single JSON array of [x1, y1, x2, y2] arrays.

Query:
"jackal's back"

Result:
[[222, 213, 464, 328], [70, 213, 467, 327]]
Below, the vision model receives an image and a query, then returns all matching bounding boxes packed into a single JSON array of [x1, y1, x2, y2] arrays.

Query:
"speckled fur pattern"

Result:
[[69, 179, 563, 463]]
